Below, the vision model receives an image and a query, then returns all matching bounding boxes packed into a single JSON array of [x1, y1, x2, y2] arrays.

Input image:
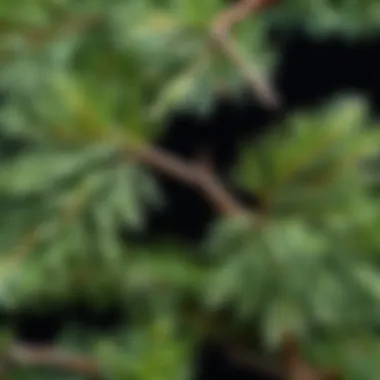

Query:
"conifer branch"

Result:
[[46, 126, 249, 218], [3, 142, 339, 380], [211, 0, 281, 109]]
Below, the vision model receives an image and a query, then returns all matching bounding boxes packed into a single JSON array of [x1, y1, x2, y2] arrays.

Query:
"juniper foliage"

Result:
[[0, 1, 380, 379]]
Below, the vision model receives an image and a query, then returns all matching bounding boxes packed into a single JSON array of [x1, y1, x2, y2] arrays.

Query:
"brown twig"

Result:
[[130, 145, 250, 218], [2, 336, 341, 380], [211, 0, 281, 109], [226, 344, 284, 379], [6, 343, 100, 377], [0, 13, 102, 44], [221, 335, 342, 380], [0, 13, 102, 62], [281, 335, 342, 380]]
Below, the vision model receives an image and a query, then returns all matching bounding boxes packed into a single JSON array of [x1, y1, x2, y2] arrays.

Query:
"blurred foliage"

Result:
[[0, 0, 380, 379]]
